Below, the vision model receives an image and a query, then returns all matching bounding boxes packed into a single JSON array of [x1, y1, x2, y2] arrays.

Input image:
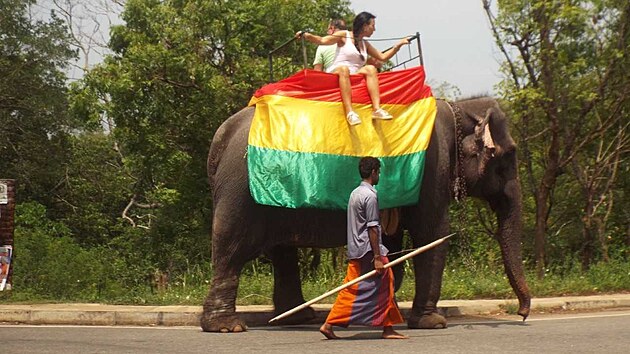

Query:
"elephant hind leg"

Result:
[[201, 213, 264, 332], [269, 245, 315, 325], [201, 269, 248, 332]]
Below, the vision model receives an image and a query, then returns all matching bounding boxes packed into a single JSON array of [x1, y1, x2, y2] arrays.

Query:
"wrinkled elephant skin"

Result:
[[202, 97, 531, 332]]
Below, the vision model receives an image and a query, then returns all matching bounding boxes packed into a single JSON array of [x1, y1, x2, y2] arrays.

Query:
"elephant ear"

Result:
[[472, 106, 516, 177], [486, 107, 516, 157]]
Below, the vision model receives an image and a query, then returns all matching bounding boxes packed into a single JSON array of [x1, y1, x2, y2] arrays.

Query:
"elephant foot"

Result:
[[518, 306, 530, 321], [408, 312, 447, 329], [271, 306, 316, 326], [200, 311, 248, 333]]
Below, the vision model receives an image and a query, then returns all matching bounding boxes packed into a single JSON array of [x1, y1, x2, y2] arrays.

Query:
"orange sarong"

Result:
[[325, 254, 404, 327]]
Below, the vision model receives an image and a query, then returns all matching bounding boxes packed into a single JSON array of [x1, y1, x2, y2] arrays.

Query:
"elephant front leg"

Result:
[[269, 245, 315, 325], [201, 267, 247, 332], [407, 242, 449, 329], [406, 204, 451, 330]]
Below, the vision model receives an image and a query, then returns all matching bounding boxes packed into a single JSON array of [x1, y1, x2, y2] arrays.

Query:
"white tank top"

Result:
[[326, 31, 367, 74]]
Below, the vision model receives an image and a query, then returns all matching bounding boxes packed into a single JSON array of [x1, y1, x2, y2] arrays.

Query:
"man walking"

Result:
[[319, 157, 407, 340]]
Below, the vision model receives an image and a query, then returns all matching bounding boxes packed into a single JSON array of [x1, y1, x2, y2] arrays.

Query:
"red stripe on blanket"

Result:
[[250, 66, 431, 105]]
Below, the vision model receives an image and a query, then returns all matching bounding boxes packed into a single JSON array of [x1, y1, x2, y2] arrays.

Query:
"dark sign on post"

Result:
[[0, 179, 15, 291]]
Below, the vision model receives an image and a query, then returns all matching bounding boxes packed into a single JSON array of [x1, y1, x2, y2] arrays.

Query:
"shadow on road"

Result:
[[251, 314, 528, 337]]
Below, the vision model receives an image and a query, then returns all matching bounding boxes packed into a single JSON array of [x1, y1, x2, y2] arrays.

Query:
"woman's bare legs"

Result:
[[332, 66, 361, 125], [358, 64, 380, 110], [333, 66, 354, 115], [358, 65, 392, 119], [332, 64, 391, 123], [334, 64, 381, 113]]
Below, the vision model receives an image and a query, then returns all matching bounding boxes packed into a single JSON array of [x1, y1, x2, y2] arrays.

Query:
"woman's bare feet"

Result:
[[319, 323, 340, 339], [382, 326, 408, 339]]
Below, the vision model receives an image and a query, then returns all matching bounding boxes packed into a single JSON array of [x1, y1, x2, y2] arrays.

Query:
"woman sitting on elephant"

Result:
[[297, 11, 409, 126]]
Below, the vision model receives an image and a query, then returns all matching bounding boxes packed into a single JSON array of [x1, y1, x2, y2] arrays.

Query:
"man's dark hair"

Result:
[[331, 18, 347, 30], [359, 156, 381, 179]]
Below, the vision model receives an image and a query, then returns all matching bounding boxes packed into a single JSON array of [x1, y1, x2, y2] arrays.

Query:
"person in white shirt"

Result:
[[313, 19, 347, 72], [298, 12, 409, 126]]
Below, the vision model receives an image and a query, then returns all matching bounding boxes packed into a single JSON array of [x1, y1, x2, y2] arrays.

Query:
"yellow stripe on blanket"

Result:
[[248, 95, 437, 157]]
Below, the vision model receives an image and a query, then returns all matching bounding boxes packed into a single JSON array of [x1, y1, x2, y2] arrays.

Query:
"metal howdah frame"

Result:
[[268, 32, 424, 82]]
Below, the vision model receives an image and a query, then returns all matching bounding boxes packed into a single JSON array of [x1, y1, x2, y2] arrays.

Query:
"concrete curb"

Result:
[[1, 294, 628, 327]]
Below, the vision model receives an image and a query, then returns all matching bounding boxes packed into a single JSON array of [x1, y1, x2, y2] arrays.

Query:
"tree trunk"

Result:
[[596, 216, 609, 263], [534, 166, 558, 278], [580, 193, 595, 270], [534, 3, 561, 279], [581, 225, 595, 271]]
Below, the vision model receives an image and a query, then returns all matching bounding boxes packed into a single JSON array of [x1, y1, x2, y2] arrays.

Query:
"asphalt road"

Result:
[[2, 309, 629, 354]]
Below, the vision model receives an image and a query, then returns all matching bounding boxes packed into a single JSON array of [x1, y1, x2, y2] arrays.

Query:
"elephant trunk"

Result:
[[492, 178, 531, 320]]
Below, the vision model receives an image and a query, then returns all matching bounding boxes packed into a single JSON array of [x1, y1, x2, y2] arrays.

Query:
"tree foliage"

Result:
[[1, 0, 132, 250], [484, 0, 630, 275], [0, 0, 77, 202], [72, 0, 353, 269]]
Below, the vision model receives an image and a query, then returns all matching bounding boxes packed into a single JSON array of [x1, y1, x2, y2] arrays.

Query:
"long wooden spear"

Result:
[[268, 233, 455, 324]]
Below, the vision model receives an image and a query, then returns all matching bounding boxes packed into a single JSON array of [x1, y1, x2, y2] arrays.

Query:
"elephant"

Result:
[[201, 96, 531, 332]]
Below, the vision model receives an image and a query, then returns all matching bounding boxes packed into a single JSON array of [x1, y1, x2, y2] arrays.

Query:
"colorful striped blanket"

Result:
[[247, 66, 436, 210]]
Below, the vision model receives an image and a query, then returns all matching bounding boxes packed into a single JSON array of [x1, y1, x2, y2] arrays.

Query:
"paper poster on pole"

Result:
[[0, 182, 8, 204], [0, 245, 12, 291]]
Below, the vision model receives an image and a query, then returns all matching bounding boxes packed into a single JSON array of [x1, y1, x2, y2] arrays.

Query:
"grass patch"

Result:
[[2, 257, 628, 306]]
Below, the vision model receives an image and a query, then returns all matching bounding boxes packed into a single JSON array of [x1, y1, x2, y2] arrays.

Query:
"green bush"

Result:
[[5, 202, 628, 305], [12, 202, 104, 301], [9, 202, 158, 303]]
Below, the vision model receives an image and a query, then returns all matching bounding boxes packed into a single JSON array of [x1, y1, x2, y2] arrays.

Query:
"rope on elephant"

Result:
[[439, 100, 477, 269], [442, 100, 467, 202]]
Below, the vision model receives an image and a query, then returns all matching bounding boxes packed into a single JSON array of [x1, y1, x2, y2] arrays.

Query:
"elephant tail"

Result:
[[207, 125, 233, 192], [207, 107, 255, 191]]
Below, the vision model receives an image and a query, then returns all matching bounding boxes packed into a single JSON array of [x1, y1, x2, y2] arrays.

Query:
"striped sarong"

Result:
[[326, 254, 404, 327]]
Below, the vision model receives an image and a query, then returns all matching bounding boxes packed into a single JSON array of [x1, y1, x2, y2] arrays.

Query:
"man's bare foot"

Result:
[[382, 326, 408, 339], [319, 323, 340, 340]]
